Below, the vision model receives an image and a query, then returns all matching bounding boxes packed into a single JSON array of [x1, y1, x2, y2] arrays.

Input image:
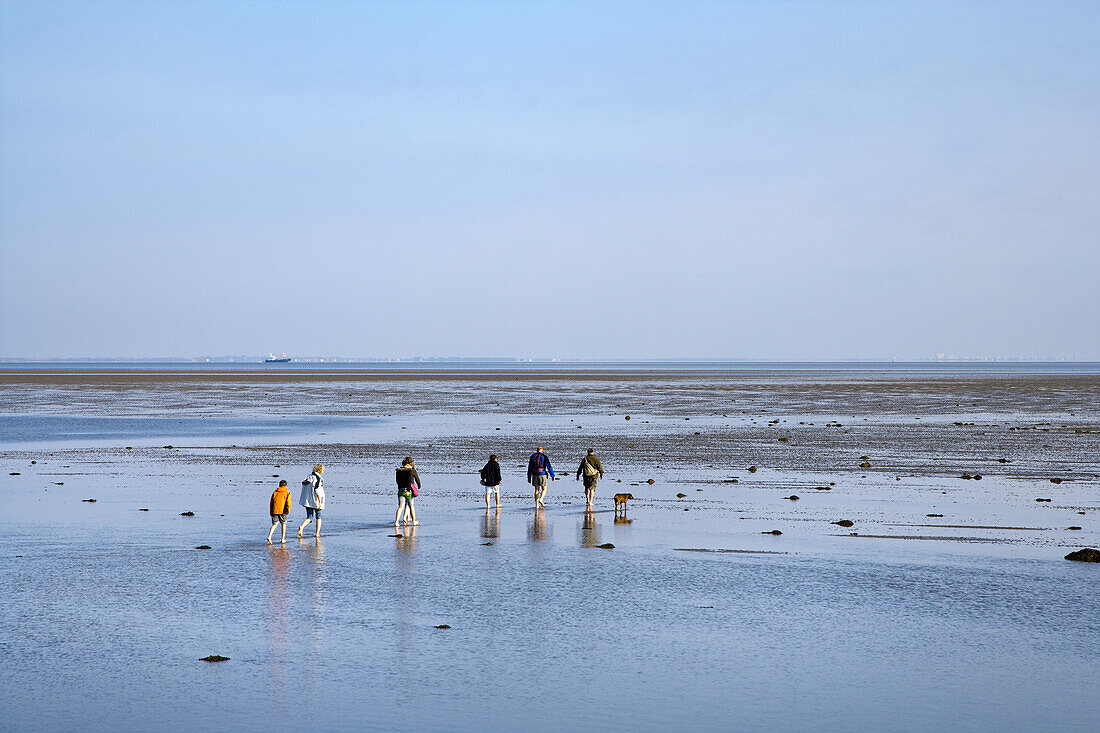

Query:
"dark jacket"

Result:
[[396, 466, 421, 491], [480, 459, 502, 486], [576, 454, 604, 488]]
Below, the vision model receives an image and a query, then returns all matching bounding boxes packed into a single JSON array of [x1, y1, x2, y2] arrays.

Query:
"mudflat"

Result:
[[1, 369, 1098, 732]]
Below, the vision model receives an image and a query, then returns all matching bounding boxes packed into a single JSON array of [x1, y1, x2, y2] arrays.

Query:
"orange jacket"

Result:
[[270, 486, 292, 515]]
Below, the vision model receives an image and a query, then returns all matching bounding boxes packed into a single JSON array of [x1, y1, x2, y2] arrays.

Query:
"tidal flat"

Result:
[[1, 369, 1098, 732]]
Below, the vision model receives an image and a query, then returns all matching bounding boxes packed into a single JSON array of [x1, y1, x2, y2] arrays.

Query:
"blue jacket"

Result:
[[527, 451, 555, 482]]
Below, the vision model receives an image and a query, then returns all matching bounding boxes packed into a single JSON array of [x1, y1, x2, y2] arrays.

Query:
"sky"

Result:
[[1, 0, 1098, 360]]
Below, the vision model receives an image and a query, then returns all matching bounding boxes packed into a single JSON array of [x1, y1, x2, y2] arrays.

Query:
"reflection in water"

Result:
[[579, 510, 601, 548], [396, 525, 418, 558], [614, 515, 633, 525], [527, 508, 548, 542], [302, 538, 325, 657], [482, 508, 500, 539], [267, 546, 291, 698]]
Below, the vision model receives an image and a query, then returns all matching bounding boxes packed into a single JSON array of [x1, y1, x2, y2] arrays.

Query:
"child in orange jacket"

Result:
[[268, 480, 292, 544]]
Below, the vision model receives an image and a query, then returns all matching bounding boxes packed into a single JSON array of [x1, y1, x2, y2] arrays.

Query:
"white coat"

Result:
[[299, 472, 325, 510]]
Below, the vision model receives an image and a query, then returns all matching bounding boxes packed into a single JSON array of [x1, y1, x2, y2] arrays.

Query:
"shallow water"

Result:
[[1, 372, 1098, 732], [0, 414, 382, 448], [3, 497, 1098, 733]]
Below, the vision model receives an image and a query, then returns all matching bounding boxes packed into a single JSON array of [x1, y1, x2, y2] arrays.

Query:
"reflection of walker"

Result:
[[482, 507, 500, 539], [396, 524, 417, 554], [528, 508, 548, 542], [580, 509, 601, 548]]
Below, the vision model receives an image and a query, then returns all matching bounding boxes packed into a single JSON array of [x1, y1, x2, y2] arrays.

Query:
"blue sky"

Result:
[[1, 0, 1097, 359]]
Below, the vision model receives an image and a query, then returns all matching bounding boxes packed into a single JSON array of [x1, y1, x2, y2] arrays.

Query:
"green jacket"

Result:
[[576, 454, 604, 488]]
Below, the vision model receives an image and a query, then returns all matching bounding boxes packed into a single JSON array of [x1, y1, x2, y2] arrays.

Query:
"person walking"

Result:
[[527, 446, 555, 509], [575, 448, 604, 509], [480, 454, 502, 509], [267, 480, 292, 544], [297, 463, 325, 538], [395, 456, 421, 527]]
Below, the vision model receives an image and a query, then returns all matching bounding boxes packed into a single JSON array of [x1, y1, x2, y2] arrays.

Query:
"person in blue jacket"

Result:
[[527, 446, 556, 509]]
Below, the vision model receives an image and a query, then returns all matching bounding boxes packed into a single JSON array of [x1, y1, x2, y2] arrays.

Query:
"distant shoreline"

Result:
[[3, 365, 1100, 384]]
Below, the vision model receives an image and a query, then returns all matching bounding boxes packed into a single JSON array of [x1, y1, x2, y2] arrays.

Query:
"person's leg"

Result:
[[395, 497, 405, 526], [485, 489, 491, 509], [314, 513, 321, 537], [268, 518, 276, 543], [279, 516, 287, 542], [297, 513, 310, 537], [494, 487, 501, 508], [408, 499, 418, 525]]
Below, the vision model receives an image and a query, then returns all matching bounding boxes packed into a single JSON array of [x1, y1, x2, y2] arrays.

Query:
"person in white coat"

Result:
[[297, 463, 325, 538]]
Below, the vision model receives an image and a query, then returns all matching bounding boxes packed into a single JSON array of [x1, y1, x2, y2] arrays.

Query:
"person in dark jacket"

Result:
[[575, 448, 604, 509], [394, 456, 421, 527], [480, 454, 502, 509]]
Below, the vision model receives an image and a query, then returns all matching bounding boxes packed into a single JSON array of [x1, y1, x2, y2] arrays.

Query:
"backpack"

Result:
[[529, 453, 546, 474], [583, 458, 598, 478]]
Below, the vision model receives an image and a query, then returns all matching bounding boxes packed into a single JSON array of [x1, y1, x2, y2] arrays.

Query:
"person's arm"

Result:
[[576, 459, 584, 480], [412, 468, 421, 489], [546, 457, 555, 480], [286, 492, 292, 513], [594, 456, 604, 477]]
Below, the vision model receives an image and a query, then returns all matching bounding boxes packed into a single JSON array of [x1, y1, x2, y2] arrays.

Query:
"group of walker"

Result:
[[268, 464, 326, 543], [266, 448, 605, 543]]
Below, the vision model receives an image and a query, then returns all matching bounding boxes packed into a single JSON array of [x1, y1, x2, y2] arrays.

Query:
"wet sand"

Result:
[[1, 370, 1098, 731]]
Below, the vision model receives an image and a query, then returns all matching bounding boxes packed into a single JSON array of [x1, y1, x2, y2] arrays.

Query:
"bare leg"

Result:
[[297, 517, 310, 538], [280, 521, 286, 543], [585, 486, 594, 508], [485, 491, 490, 509], [395, 497, 406, 526], [494, 488, 501, 508], [314, 517, 321, 537], [267, 522, 276, 544], [408, 499, 418, 525]]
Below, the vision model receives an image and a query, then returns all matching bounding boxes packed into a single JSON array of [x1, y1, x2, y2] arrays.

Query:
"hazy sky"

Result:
[[1, 1, 1097, 360]]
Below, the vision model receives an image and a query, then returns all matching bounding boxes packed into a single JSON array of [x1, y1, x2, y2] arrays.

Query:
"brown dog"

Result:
[[613, 493, 634, 514]]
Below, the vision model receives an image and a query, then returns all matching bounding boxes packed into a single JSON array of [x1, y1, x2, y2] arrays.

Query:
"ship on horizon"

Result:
[[264, 353, 292, 363]]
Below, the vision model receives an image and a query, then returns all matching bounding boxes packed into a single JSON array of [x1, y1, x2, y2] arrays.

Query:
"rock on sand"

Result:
[[1064, 548, 1100, 563]]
